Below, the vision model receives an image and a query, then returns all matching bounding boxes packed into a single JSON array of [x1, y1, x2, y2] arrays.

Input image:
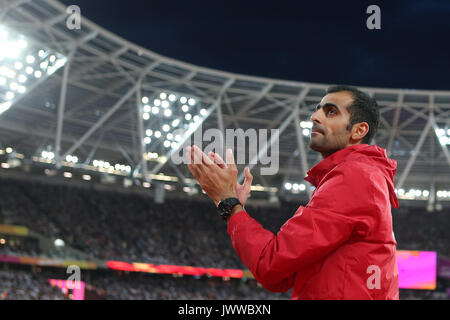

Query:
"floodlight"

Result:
[[172, 119, 180, 127]]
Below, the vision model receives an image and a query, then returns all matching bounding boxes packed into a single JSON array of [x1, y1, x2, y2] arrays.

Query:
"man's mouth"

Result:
[[311, 129, 324, 135]]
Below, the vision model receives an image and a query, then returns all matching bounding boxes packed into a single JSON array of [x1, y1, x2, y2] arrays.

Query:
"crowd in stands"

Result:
[[89, 271, 291, 300], [0, 269, 66, 300], [0, 265, 447, 300], [0, 265, 290, 300], [0, 177, 295, 268], [0, 177, 449, 300], [392, 205, 450, 256]]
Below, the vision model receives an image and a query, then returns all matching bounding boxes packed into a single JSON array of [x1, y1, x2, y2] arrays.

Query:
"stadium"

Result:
[[0, 0, 449, 301]]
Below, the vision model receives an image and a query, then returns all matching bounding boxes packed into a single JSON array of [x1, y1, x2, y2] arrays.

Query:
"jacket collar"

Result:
[[304, 144, 368, 187]]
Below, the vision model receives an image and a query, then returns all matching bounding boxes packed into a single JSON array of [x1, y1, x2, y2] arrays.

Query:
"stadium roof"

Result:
[[0, 0, 449, 206]]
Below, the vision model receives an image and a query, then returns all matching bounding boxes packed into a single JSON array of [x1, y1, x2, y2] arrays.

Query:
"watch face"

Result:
[[218, 198, 240, 218]]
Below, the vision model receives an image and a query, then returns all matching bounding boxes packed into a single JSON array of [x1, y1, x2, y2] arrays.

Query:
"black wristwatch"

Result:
[[218, 198, 242, 221]]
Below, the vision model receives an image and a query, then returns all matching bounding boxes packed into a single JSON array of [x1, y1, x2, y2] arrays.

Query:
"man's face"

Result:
[[309, 91, 354, 158]]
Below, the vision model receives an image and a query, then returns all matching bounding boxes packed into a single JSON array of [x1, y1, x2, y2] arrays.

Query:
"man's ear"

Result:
[[351, 122, 369, 142]]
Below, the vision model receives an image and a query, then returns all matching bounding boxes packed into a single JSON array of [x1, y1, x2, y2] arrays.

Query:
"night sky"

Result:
[[61, 0, 450, 91]]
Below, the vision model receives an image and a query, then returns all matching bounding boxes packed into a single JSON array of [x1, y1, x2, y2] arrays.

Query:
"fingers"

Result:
[[187, 146, 218, 180], [225, 148, 238, 174], [208, 151, 227, 169], [186, 146, 201, 179], [188, 146, 238, 180], [188, 145, 214, 166], [245, 167, 253, 181], [195, 145, 215, 166], [243, 167, 253, 190]]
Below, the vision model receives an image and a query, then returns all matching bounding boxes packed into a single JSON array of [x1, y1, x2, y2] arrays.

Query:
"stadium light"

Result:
[[172, 119, 180, 127], [63, 172, 72, 178], [284, 182, 307, 193], [300, 121, 313, 129], [93, 160, 111, 169], [161, 100, 169, 108], [54, 239, 65, 247], [41, 150, 55, 160], [0, 25, 67, 116], [65, 155, 78, 163], [140, 90, 207, 157], [435, 126, 450, 146]]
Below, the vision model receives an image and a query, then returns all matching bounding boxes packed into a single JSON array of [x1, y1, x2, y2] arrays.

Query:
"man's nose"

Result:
[[310, 110, 321, 124]]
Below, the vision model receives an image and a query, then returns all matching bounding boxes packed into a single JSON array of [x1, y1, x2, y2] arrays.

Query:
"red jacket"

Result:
[[227, 144, 399, 300]]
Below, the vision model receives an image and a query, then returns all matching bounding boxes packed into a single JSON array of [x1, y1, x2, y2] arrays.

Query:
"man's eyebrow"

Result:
[[315, 102, 341, 111]]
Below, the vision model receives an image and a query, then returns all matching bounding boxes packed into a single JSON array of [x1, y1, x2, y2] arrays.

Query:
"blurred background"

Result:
[[0, 0, 449, 300]]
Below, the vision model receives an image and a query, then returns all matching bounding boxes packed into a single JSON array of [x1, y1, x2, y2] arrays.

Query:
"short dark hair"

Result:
[[326, 85, 380, 144]]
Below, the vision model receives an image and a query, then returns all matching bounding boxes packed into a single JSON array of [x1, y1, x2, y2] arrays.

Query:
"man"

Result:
[[186, 85, 399, 300]]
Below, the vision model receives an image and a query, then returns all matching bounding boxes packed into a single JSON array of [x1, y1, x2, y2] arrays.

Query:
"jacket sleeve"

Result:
[[227, 162, 376, 292]]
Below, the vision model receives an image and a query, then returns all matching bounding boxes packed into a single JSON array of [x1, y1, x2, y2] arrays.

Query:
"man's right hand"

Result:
[[207, 151, 253, 207]]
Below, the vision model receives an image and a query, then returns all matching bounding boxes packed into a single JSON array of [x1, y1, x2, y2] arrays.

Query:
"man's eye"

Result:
[[327, 109, 336, 115]]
